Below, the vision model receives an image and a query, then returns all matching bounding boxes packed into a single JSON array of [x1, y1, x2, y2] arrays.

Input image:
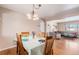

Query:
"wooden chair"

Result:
[[21, 32, 29, 37], [16, 33, 28, 55], [44, 36, 54, 55], [37, 32, 48, 38]]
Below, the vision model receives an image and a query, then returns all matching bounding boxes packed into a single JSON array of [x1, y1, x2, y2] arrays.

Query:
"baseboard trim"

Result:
[[0, 45, 16, 51]]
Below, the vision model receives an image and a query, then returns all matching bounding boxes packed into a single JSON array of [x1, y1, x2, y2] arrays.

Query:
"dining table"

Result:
[[22, 37, 45, 55]]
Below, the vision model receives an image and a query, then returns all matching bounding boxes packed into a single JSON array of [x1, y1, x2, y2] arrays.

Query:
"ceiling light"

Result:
[[27, 4, 41, 20]]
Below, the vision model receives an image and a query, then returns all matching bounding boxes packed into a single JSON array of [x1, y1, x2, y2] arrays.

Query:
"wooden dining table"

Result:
[[22, 36, 79, 55], [22, 37, 45, 55]]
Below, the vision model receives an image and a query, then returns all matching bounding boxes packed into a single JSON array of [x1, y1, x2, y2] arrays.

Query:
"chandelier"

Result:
[[27, 4, 41, 20]]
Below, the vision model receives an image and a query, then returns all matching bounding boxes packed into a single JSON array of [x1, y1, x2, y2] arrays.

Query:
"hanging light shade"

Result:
[[27, 4, 41, 20]]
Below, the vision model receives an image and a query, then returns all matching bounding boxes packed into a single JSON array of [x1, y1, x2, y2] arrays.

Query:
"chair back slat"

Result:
[[44, 36, 54, 55], [16, 33, 28, 55], [21, 32, 29, 37], [37, 32, 47, 38]]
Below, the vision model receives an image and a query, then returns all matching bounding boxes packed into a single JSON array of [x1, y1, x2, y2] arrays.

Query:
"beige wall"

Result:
[[0, 11, 40, 40]]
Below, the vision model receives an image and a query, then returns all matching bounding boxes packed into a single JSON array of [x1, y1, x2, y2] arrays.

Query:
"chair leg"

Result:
[[17, 42, 19, 55], [51, 49, 53, 55]]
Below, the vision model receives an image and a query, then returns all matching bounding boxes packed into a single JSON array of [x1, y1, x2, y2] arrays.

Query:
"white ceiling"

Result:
[[0, 4, 79, 20]]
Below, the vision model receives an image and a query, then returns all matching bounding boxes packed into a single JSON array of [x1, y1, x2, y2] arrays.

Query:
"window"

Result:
[[65, 23, 79, 32]]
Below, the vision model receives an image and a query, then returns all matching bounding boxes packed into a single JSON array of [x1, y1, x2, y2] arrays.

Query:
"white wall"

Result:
[[0, 15, 2, 36], [46, 21, 57, 32], [40, 20, 45, 32], [1, 11, 40, 40]]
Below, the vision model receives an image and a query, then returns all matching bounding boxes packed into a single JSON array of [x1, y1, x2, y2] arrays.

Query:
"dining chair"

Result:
[[44, 36, 54, 55], [21, 32, 29, 37], [37, 32, 48, 38], [16, 33, 28, 55]]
